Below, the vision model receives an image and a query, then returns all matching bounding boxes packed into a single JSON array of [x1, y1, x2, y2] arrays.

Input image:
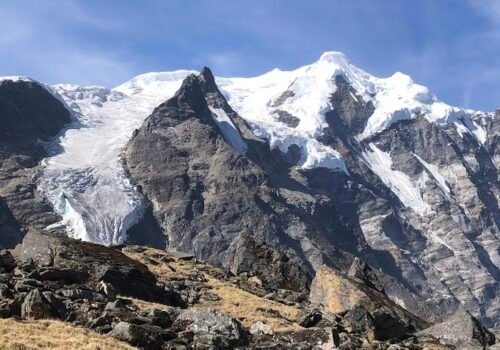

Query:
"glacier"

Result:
[[39, 73, 194, 244], [37, 52, 491, 245]]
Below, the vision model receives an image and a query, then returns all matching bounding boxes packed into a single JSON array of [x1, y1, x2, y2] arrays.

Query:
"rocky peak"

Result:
[[197, 66, 218, 93], [164, 72, 207, 113], [0, 80, 69, 147]]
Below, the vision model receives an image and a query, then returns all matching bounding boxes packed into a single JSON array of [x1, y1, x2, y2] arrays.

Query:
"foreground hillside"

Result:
[[0, 230, 497, 349]]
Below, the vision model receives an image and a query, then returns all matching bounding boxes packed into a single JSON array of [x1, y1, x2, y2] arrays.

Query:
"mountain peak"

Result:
[[318, 51, 349, 64], [198, 66, 218, 93]]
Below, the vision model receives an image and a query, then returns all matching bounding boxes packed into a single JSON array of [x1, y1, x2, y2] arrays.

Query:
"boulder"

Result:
[[140, 308, 174, 328], [0, 299, 21, 318], [173, 309, 248, 348], [310, 265, 371, 315], [59, 288, 107, 303], [228, 235, 311, 292], [0, 250, 16, 272], [310, 265, 426, 340], [14, 278, 42, 292], [297, 308, 323, 328], [35, 267, 89, 283], [108, 321, 174, 349], [347, 257, 384, 293], [342, 305, 376, 336], [274, 327, 340, 349], [21, 288, 53, 320], [88, 312, 113, 329], [249, 321, 273, 336], [417, 308, 495, 349], [0, 283, 13, 299]]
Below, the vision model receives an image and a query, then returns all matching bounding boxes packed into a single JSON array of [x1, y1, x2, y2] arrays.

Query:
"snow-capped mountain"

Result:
[[1, 52, 499, 327], [39, 52, 489, 245]]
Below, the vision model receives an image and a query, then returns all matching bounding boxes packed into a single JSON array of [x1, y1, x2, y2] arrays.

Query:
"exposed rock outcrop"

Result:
[[12, 229, 176, 303], [417, 308, 496, 349], [309, 264, 427, 341], [0, 79, 70, 248]]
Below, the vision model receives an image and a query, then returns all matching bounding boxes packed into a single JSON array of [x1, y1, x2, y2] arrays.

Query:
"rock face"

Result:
[[417, 308, 496, 349], [309, 264, 427, 341], [0, 79, 70, 248]]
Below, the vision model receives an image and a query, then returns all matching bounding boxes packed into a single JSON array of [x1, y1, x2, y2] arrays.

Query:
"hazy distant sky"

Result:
[[1, 0, 499, 110]]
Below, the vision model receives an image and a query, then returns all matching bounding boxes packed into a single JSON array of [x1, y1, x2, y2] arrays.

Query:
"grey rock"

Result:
[[89, 312, 113, 329], [59, 288, 107, 302], [249, 321, 273, 335], [21, 288, 53, 320], [0, 250, 16, 272], [273, 109, 300, 128], [108, 321, 174, 349], [342, 305, 376, 336], [298, 308, 324, 328], [35, 267, 89, 284], [14, 278, 42, 292], [347, 257, 384, 293], [124, 68, 315, 293], [417, 308, 495, 349], [0, 298, 21, 318], [0, 283, 13, 299], [173, 308, 248, 348], [139, 308, 174, 328], [104, 298, 131, 311]]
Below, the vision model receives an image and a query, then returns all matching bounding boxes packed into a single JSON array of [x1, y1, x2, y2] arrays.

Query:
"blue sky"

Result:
[[0, 0, 499, 111]]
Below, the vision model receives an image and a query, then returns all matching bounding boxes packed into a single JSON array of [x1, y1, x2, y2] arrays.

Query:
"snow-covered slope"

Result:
[[0, 76, 33, 83], [38, 52, 490, 245], [219, 51, 487, 144]]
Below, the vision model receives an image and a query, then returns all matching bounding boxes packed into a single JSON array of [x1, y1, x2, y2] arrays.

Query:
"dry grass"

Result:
[[196, 275, 301, 332], [124, 247, 302, 332], [0, 319, 136, 350]]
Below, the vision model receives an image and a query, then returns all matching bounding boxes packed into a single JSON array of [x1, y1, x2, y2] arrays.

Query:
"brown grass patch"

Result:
[[124, 247, 302, 332], [0, 319, 135, 350]]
